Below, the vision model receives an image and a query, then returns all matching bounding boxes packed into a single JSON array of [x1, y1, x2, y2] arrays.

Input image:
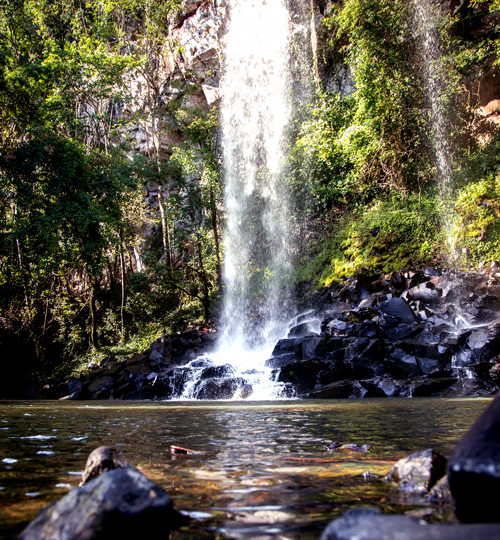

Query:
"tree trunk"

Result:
[[157, 183, 171, 265]]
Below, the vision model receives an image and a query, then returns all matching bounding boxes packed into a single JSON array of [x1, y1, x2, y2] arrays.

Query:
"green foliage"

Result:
[[452, 133, 500, 263], [297, 194, 443, 289], [289, 93, 355, 217], [323, 0, 431, 192]]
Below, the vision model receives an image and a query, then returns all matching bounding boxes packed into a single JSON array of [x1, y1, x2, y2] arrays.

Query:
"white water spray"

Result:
[[179, 0, 297, 399], [219, 0, 293, 351], [412, 0, 457, 259]]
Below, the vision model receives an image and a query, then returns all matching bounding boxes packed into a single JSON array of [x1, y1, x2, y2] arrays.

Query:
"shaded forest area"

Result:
[[0, 0, 499, 395]]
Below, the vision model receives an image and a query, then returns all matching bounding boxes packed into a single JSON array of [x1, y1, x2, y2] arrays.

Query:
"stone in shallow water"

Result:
[[19, 468, 184, 540], [319, 507, 500, 540], [81, 446, 128, 486], [384, 448, 447, 493]]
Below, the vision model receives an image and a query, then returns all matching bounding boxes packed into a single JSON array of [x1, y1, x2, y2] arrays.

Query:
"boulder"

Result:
[[448, 392, 500, 523], [288, 321, 318, 337], [412, 378, 456, 397], [19, 467, 185, 540], [265, 353, 299, 369], [301, 380, 354, 399], [384, 449, 447, 493], [271, 338, 303, 357], [407, 281, 441, 304], [191, 377, 246, 399], [276, 359, 330, 388], [200, 364, 235, 379], [319, 507, 500, 540], [376, 298, 417, 324]]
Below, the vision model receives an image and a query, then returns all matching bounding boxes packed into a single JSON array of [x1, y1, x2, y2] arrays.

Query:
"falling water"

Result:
[[412, 0, 457, 259], [219, 0, 292, 350], [178, 0, 298, 399]]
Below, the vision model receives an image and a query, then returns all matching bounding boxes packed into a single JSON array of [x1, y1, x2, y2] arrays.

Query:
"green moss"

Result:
[[315, 193, 443, 285], [452, 173, 500, 264]]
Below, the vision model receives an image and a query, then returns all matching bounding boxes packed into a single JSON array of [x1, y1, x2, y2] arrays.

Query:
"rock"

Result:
[[81, 446, 129, 486], [271, 338, 303, 357], [19, 467, 185, 540], [191, 377, 246, 399], [121, 387, 153, 400], [200, 364, 235, 379], [412, 378, 456, 397], [288, 321, 318, 337], [302, 380, 354, 399], [408, 281, 441, 304], [382, 323, 419, 341], [376, 298, 417, 324], [384, 449, 447, 493], [428, 475, 454, 506], [319, 506, 500, 540], [276, 359, 330, 388], [376, 378, 400, 397], [87, 376, 114, 394], [265, 353, 300, 368], [238, 383, 253, 399], [384, 350, 420, 379], [448, 392, 500, 523]]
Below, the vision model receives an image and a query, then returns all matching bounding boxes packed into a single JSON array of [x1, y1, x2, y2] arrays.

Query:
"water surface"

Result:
[[0, 398, 490, 539]]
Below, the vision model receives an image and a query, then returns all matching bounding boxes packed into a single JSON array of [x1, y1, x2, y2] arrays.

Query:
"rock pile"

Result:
[[60, 267, 500, 400], [271, 267, 500, 399], [58, 326, 217, 400]]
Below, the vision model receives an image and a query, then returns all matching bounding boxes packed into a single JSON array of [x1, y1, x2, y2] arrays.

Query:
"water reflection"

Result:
[[0, 398, 491, 539]]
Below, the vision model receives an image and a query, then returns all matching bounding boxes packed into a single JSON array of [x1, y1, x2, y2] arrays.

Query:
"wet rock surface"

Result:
[[384, 448, 447, 494], [53, 267, 500, 401], [319, 507, 500, 540], [275, 268, 500, 399], [80, 446, 129, 486]]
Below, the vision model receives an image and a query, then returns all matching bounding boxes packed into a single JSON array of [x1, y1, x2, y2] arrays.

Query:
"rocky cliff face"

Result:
[[123, 0, 226, 162]]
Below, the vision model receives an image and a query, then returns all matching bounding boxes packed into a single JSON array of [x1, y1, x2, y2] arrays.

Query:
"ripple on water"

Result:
[[0, 398, 493, 540]]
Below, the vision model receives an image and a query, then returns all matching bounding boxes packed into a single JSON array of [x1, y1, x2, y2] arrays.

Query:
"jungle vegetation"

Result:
[[0, 0, 499, 393]]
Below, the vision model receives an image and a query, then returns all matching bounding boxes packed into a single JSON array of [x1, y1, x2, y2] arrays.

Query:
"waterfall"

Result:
[[219, 0, 292, 350], [178, 0, 298, 400], [411, 0, 457, 259]]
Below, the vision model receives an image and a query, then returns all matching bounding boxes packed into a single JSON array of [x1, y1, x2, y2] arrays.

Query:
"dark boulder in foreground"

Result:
[[20, 467, 185, 540], [448, 392, 500, 523], [319, 507, 500, 540]]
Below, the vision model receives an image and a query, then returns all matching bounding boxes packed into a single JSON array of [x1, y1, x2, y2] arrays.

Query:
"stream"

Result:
[[0, 397, 491, 539]]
